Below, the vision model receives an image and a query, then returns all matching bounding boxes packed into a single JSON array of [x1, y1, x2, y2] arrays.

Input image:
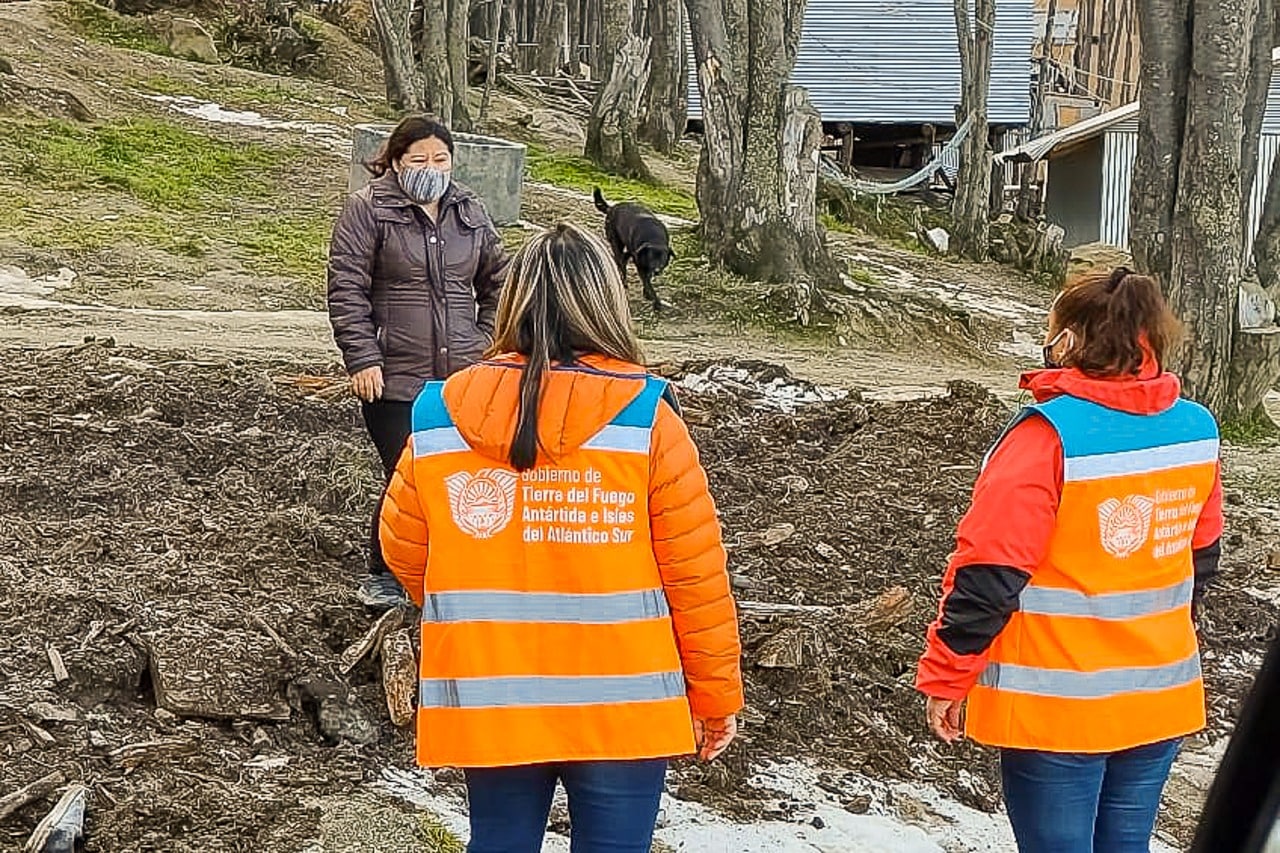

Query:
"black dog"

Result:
[[593, 187, 674, 311]]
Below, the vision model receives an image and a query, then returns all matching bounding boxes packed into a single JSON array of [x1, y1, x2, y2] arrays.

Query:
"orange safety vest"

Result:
[[966, 394, 1219, 753], [406, 374, 697, 767]]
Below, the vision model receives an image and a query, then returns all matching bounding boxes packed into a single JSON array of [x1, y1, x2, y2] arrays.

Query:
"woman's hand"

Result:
[[694, 715, 738, 761], [351, 366, 385, 402], [926, 697, 965, 743]]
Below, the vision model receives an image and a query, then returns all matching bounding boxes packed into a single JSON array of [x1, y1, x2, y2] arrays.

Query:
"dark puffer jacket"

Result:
[[327, 172, 509, 401]]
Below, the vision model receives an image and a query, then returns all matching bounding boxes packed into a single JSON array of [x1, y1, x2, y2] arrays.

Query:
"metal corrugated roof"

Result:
[[1002, 46, 1280, 162], [687, 0, 1034, 125]]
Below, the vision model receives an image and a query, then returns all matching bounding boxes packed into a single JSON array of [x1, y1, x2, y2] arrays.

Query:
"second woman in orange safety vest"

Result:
[[378, 221, 743, 852], [917, 267, 1224, 853]]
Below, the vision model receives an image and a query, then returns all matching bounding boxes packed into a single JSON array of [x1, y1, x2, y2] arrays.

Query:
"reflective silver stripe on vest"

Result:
[[412, 426, 470, 457], [1019, 579, 1194, 621], [1063, 438, 1220, 482], [581, 424, 651, 454], [419, 671, 687, 709], [977, 652, 1202, 700], [423, 589, 670, 624]]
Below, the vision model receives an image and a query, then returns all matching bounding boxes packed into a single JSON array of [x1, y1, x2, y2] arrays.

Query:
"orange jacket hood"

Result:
[[1018, 350, 1182, 415], [441, 353, 653, 465]]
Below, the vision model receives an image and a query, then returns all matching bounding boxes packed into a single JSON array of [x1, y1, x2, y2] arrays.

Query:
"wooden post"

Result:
[[838, 123, 855, 174]]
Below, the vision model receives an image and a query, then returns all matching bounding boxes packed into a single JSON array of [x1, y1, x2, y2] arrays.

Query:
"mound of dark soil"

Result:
[[0, 343, 1273, 850]]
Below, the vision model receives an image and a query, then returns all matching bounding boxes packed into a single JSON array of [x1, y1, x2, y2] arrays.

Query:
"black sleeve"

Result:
[[1192, 538, 1221, 620], [936, 564, 1032, 655]]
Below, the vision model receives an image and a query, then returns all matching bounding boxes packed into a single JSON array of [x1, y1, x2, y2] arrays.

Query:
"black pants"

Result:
[[362, 400, 414, 575]]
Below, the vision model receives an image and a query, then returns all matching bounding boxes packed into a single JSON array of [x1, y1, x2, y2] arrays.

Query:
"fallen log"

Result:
[[0, 772, 66, 824]]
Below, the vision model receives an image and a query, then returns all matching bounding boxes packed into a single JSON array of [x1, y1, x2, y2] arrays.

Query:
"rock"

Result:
[[26, 701, 79, 723], [925, 227, 950, 254], [292, 677, 377, 745], [522, 108, 587, 150], [0, 56, 13, 76], [153, 707, 179, 726], [1240, 278, 1277, 330], [88, 730, 109, 750], [1068, 242, 1133, 279], [812, 816, 826, 829], [155, 16, 220, 64], [1269, 550, 1280, 571]]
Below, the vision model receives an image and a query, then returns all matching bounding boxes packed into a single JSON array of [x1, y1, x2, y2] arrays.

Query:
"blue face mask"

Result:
[[398, 166, 451, 204]]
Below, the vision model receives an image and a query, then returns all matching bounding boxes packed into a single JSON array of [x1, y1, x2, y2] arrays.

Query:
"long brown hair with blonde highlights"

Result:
[[1050, 267, 1183, 376], [489, 222, 643, 470]]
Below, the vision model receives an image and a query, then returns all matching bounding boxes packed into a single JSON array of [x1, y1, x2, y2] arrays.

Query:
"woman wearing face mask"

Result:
[[328, 115, 510, 606], [916, 267, 1224, 852]]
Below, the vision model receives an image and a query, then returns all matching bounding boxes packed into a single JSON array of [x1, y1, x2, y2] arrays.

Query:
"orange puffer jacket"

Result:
[[379, 353, 744, 768]]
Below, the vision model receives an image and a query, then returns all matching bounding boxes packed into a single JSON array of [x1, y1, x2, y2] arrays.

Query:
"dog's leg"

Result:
[[640, 268, 661, 312], [609, 238, 629, 281]]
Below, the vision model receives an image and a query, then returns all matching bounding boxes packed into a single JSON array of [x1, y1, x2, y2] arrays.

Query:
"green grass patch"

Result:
[[4, 118, 287, 211], [525, 145, 698, 220], [847, 264, 882, 286], [1222, 411, 1280, 445], [238, 215, 331, 282], [418, 813, 465, 853], [138, 74, 311, 109], [57, 0, 173, 56]]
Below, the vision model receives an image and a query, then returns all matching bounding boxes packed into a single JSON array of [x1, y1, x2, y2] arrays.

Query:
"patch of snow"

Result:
[[141, 94, 350, 154], [385, 759, 1161, 853], [849, 252, 1047, 328], [678, 365, 848, 413], [0, 265, 77, 309]]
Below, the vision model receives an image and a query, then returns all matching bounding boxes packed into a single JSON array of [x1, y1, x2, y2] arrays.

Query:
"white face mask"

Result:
[[398, 166, 451, 204]]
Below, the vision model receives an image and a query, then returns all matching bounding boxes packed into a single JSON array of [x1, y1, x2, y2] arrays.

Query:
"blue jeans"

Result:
[[1001, 739, 1181, 852], [464, 759, 667, 853]]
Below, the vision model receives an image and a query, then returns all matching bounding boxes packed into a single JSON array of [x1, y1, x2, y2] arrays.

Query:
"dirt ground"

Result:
[[1, 345, 1276, 852], [2, 2, 1280, 850]]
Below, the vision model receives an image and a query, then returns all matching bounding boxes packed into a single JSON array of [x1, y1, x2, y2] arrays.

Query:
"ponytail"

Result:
[[1052, 267, 1183, 377], [509, 249, 573, 471]]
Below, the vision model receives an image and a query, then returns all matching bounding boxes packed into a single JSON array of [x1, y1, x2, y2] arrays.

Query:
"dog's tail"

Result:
[[592, 187, 611, 215]]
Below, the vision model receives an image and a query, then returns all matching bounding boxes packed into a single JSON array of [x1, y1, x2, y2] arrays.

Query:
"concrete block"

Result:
[[349, 124, 526, 225]]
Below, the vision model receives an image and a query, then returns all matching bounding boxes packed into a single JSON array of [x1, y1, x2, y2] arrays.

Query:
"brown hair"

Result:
[[364, 115, 455, 177], [1051, 266, 1182, 376], [489, 222, 643, 471]]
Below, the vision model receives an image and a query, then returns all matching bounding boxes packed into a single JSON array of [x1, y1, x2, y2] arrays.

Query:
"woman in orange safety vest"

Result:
[[917, 267, 1224, 852], [378, 221, 744, 853]]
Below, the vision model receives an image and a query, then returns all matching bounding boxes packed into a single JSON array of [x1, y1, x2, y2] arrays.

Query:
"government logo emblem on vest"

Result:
[[445, 468, 517, 539], [1097, 495, 1155, 558]]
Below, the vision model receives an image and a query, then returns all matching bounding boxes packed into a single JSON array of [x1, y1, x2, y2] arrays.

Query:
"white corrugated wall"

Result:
[[1100, 131, 1135, 247], [1098, 130, 1280, 253]]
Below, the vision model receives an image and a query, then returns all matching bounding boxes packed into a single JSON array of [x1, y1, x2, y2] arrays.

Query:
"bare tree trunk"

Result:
[[534, 0, 569, 75], [421, 0, 453, 115], [639, 0, 686, 153], [371, 0, 428, 111], [586, 0, 651, 176], [1166, 0, 1259, 414], [480, 0, 505, 122], [952, 0, 995, 262], [684, 0, 837, 289], [1130, 0, 1192, 283], [447, 0, 473, 130]]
